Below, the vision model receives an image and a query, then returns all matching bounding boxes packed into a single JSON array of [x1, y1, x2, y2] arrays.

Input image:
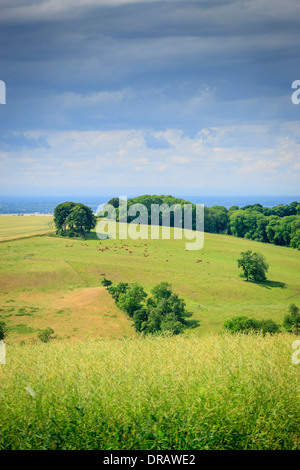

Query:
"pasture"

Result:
[[0, 219, 299, 342]]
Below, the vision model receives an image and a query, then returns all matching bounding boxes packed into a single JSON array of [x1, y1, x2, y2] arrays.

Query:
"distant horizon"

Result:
[[0, 193, 299, 214], [1, 193, 300, 200]]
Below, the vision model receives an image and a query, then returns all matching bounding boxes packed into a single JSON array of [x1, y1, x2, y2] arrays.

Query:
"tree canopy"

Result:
[[283, 304, 300, 334], [107, 280, 189, 335], [54, 202, 96, 237], [237, 250, 269, 282], [104, 194, 300, 249]]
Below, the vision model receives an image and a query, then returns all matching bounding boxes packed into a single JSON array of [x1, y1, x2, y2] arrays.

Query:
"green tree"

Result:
[[283, 304, 300, 334], [54, 202, 96, 236], [230, 210, 247, 238], [65, 203, 96, 236], [117, 283, 147, 317], [140, 283, 188, 335], [109, 282, 129, 303], [132, 308, 148, 332], [107, 197, 120, 209], [290, 218, 300, 249], [54, 201, 75, 233], [237, 250, 269, 282]]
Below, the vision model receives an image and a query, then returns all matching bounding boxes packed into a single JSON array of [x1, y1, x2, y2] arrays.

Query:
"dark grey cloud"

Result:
[[0, 0, 299, 134]]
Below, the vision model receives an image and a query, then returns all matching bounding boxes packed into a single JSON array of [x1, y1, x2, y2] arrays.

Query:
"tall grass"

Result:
[[0, 333, 299, 450]]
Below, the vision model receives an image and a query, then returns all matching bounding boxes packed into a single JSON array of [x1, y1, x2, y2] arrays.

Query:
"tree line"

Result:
[[106, 196, 300, 249], [102, 278, 190, 335]]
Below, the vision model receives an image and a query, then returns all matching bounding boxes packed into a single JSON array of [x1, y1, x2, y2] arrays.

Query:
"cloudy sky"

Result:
[[0, 0, 299, 197]]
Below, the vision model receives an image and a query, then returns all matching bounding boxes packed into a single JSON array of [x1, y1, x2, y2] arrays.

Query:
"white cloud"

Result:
[[1, 124, 299, 194]]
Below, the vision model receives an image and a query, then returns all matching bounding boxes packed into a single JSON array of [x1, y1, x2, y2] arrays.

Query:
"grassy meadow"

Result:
[[0, 216, 300, 449], [0, 219, 299, 341]]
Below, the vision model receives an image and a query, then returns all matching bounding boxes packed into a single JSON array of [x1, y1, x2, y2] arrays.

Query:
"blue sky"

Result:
[[0, 0, 299, 197]]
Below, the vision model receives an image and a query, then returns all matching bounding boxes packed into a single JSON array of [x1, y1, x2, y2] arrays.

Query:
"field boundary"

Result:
[[0, 231, 55, 243]]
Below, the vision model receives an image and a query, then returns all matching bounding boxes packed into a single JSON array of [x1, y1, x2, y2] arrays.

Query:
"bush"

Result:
[[0, 320, 7, 340], [259, 319, 281, 336], [38, 327, 55, 343], [223, 316, 280, 335], [283, 304, 300, 334], [101, 277, 112, 288], [223, 316, 261, 334]]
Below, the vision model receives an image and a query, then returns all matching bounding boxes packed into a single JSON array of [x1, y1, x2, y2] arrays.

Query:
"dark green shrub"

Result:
[[66, 228, 75, 237], [38, 327, 55, 343], [109, 282, 129, 303], [101, 277, 112, 288], [0, 320, 7, 340], [223, 316, 261, 334], [283, 304, 300, 334], [223, 316, 280, 335], [117, 283, 147, 318], [259, 319, 281, 336], [132, 308, 148, 332]]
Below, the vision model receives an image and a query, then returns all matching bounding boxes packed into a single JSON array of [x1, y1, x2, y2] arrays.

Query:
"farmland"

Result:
[[0, 217, 299, 342], [0, 215, 54, 241]]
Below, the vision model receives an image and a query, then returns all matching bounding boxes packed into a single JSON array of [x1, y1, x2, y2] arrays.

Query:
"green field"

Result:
[[0, 215, 54, 240], [0, 220, 299, 341], [1, 333, 299, 449]]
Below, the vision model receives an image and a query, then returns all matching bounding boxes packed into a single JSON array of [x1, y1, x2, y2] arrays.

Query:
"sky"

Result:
[[0, 0, 300, 198]]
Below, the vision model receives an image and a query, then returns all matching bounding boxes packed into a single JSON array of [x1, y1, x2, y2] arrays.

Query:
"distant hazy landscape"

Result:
[[1, 195, 300, 214]]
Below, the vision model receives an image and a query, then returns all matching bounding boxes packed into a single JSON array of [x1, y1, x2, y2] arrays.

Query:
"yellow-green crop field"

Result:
[[0, 215, 54, 241], [1, 334, 300, 449]]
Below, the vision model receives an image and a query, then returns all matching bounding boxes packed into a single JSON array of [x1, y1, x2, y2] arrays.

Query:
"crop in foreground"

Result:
[[0, 333, 299, 450]]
